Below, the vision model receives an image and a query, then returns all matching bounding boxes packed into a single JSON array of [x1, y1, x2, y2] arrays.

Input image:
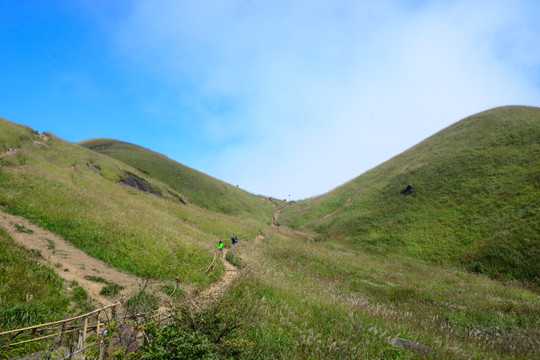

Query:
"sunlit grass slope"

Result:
[[0, 117, 37, 151], [2, 109, 539, 359], [0, 117, 265, 288], [282, 106, 540, 285], [78, 138, 274, 222]]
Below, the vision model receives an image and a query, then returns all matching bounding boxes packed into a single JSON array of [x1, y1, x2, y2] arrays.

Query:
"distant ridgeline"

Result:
[[281, 106, 540, 286]]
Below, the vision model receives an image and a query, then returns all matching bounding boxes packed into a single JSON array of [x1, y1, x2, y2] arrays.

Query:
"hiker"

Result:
[[231, 236, 238, 246], [273, 216, 276, 222], [218, 240, 224, 257]]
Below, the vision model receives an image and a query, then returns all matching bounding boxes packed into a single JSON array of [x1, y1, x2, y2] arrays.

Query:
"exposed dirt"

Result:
[[193, 249, 239, 308], [120, 173, 161, 197], [0, 148, 19, 158], [253, 235, 265, 245], [0, 210, 244, 310], [0, 211, 142, 306], [269, 199, 284, 228]]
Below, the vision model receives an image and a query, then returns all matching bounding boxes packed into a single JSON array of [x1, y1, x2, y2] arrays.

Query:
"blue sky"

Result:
[[1, 0, 539, 200]]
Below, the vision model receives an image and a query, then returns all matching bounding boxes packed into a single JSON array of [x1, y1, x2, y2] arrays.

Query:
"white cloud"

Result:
[[107, 0, 540, 199]]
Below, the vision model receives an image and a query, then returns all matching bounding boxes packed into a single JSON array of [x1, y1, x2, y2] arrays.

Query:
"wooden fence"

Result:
[[0, 302, 126, 358], [0, 251, 238, 358]]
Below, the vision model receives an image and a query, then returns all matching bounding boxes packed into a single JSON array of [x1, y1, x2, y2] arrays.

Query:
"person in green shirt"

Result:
[[218, 240, 224, 257]]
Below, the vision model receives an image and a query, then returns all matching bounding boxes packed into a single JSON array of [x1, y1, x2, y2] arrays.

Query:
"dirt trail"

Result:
[[193, 248, 239, 307], [0, 210, 247, 310], [269, 199, 285, 227], [0, 211, 141, 306]]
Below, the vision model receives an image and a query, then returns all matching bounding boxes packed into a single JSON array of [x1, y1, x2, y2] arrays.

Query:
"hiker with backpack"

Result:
[[218, 240, 224, 257]]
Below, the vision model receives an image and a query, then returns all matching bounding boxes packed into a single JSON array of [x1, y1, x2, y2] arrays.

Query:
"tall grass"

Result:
[[0, 117, 37, 152], [227, 229, 540, 359]]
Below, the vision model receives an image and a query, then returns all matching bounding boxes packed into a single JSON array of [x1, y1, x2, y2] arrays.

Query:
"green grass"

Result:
[[0, 117, 37, 153], [84, 275, 125, 297], [99, 283, 125, 297], [1, 107, 539, 359], [78, 138, 275, 222], [0, 228, 68, 331], [282, 106, 540, 286], [0, 130, 264, 285], [84, 275, 108, 284], [226, 230, 540, 359]]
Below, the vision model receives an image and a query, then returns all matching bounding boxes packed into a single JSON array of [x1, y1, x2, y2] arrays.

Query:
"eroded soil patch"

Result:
[[0, 211, 141, 306]]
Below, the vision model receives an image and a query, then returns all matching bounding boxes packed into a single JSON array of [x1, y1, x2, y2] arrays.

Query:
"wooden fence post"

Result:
[[82, 316, 88, 344], [58, 322, 67, 346], [96, 310, 101, 337]]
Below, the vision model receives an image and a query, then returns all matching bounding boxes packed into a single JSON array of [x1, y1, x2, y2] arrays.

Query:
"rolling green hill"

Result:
[[0, 117, 268, 287], [1, 108, 539, 359], [77, 138, 275, 222], [281, 106, 540, 285]]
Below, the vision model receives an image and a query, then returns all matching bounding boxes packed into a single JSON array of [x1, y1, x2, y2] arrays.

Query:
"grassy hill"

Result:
[[1, 109, 539, 359], [281, 106, 540, 285], [78, 138, 275, 222], [0, 117, 271, 287]]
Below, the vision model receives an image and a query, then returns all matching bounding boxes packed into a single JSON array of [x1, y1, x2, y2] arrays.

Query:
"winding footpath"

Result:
[[0, 211, 242, 309], [193, 249, 239, 308]]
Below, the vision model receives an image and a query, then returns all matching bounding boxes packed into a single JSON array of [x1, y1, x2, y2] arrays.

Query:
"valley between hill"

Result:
[[1, 106, 539, 359]]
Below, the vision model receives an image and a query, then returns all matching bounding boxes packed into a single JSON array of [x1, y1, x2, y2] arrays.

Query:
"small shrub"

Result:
[[139, 323, 219, 360], [71, 286, 88, 303], [134, 300, 254, 359], [46, 239, 55, 250], [14, 223, 33, 234], [226, 251, 247, 269], [125, 291, 159, 314], [100, 283, 124, 297]]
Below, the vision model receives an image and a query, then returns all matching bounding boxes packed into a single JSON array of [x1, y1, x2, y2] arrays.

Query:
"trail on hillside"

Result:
[[0, 210, 245, 310], [323, 194, 354, 220], [0, 211, 143, 306], [194, 248, 239, 307], [269, 199, 284, 227]]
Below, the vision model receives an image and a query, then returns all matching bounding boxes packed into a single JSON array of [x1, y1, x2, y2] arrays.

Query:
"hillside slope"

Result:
[[282, 106, 540, 285], [2, 112, 539, 359], [0, 117, 266, 288], [78, 138, 274, 222]]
